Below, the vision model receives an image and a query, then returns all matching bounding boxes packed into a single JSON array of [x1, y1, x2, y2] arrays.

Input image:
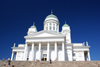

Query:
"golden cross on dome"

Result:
[[33, 22, 35, 26], [51, 10, 53, 14], [65, 21, 66, 24]]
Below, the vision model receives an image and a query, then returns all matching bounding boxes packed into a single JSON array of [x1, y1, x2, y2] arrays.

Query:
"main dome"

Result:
[[46, 14, 58, 19], [44, 13, 59, 21]]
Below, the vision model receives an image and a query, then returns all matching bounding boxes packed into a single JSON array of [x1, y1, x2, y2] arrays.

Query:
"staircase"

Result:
[[0, 60, 100, 67]]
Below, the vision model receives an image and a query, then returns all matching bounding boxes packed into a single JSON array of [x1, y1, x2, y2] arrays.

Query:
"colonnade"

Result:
[[11, 42, 91, 61], [24, 41, 65, 61]]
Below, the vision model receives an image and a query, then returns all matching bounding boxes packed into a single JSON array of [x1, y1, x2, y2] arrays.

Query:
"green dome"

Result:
[[46, 14, 58, 19], [30, 25, 36, 28], [63, 23, 69, 27]]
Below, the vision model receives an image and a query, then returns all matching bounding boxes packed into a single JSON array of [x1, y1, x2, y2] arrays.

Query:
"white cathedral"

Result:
[[11, 12, 91, 61]]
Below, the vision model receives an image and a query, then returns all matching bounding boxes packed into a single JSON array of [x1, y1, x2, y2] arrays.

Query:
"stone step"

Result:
[[0, 61, 100, 67]]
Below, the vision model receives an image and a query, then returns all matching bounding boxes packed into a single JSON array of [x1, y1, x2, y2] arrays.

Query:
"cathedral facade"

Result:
[[11, 12, 91, 61]]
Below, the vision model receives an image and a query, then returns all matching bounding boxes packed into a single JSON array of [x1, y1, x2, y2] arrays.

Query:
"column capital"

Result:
[[32, 42, 34, 44], [47, 41, 49, 43], [39, 42, 41, 43], [55, 41, 57, 43], [62, 41, 64, 43]]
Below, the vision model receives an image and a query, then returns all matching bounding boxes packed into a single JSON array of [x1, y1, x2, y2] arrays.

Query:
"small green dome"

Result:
[[46, 14, 58, 19], [30, 25, 36, 28], [63, 23, 69, 27]]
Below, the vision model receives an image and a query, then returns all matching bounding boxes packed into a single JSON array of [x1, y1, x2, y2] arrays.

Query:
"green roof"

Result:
[[63, 23, 69, 27], [46, 14, 58, 19], [30, 25, 36, 28]]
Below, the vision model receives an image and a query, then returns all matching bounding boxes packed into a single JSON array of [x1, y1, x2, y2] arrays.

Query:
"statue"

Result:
[[13, 43, 16, 47], [83, 42, 85, 46], [86, 41, 88, 46]]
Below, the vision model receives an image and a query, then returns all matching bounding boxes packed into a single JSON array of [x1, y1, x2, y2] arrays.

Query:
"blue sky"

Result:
[[0, 0, 100, 60]]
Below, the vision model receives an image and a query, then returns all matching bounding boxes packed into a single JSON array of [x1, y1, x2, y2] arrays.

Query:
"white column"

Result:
[[47, 42, 50, 61], [55, 42, 57, 61], [62, 42, 65, 61], [11, 52, 14, 61], [31, 42, 35, 61], [39, 42, 41, 61], [21, 52, 23, 60], [24, 43, 28, 61], [88, 51, 91, 61]]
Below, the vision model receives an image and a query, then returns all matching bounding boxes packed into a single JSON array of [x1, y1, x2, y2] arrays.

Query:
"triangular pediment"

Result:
[[25, 30, 64, 38]]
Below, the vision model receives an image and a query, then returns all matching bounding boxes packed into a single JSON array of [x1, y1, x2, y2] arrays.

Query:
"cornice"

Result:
[[73, 46, 90, 48], [11, 47, 24, 49], [24, 36, 65, 39], [24, 30, 65, 39]]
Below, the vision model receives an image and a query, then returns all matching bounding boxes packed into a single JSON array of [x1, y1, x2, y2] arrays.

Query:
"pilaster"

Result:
[[31, 42, 35, 61], [47, 42, 50, 61], [55, 42, 57, 61], [39, 42, 41, 61], [62, 42, 65, 61]]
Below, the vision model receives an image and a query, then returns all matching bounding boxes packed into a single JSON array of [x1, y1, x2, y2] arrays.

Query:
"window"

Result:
[[50, 23, 52, 25], [43, 54, 47, 58], [46, 27, 48, 30], [73, 53, 75, 56], [53, 27, 55, 30], [53, 24, 55, 26], [50, 26, 51, 30]]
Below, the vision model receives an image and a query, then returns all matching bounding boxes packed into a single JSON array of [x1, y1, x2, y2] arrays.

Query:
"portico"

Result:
[[24, 41, 65, 61]]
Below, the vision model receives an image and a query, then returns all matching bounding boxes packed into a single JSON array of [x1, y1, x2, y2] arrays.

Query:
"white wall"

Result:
[[16, 51, 24, 61], [67, 50, 72, 61], [73, 51, 84, 61]]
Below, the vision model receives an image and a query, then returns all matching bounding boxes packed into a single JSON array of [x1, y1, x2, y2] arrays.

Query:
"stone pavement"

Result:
[[0, 60, 100, 67]]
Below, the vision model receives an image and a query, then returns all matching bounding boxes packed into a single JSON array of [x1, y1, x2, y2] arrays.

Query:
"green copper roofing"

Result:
[[63, 23, 69, 27], [46, 14, 58, 19], [30, 25, 36, 28]]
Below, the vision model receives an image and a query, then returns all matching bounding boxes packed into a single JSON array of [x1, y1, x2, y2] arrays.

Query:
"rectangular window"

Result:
[[46, 27, 48, 30], [43, 54, 47, 58], [73, 53, 75, 56], [50, 23, 52, 25], [50, 26, 51, 30], [53, 27, 55, 30]]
